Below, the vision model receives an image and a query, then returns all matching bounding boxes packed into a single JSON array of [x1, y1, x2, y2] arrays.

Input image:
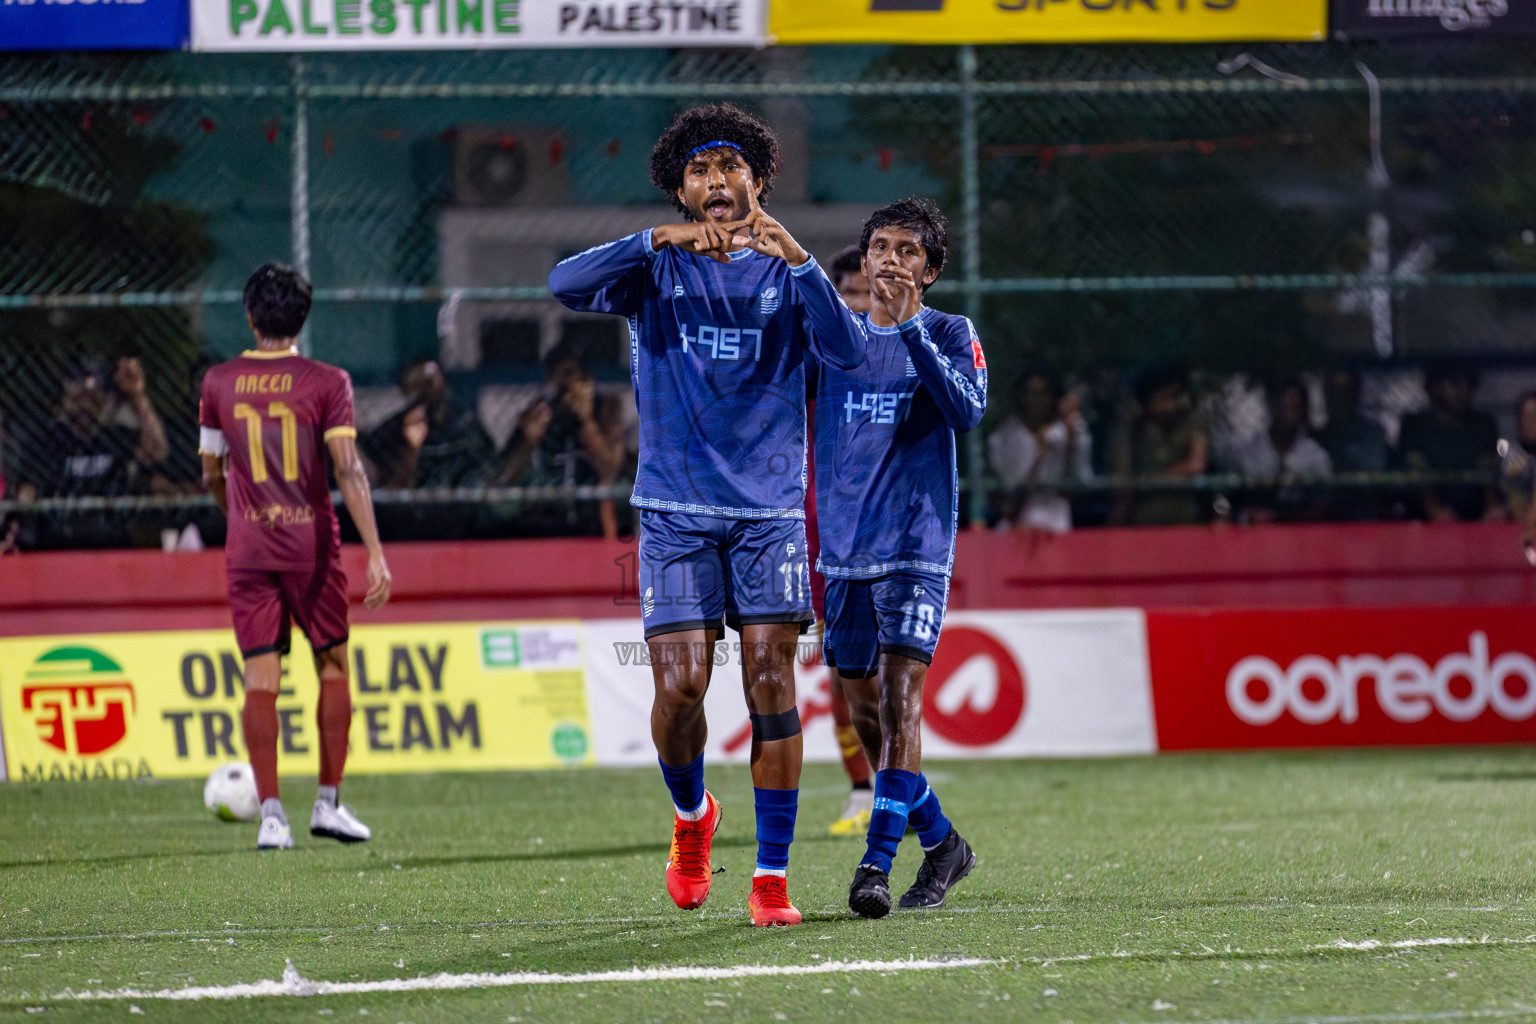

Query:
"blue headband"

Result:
[[687, 140, 742, 162]]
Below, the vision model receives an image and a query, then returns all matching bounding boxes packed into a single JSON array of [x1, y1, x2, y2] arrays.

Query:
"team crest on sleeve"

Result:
[[759, 287, 781, 316], [970, 335, 986, 370]]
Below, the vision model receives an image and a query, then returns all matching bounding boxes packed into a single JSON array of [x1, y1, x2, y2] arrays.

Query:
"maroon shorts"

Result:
[[228, 562, 350, 660]]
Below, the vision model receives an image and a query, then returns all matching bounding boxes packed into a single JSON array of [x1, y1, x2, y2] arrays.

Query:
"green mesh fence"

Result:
[[2, 42, 1535, 547]]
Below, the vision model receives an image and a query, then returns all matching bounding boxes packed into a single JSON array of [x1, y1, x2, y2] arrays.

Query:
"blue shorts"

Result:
[[823, 570, 950, 678], [638, 510, 814, 639]]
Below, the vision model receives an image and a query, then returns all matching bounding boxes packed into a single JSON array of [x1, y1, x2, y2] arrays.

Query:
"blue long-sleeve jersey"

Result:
[[813, 306, 987, 579], [549, 230, 865, 519]]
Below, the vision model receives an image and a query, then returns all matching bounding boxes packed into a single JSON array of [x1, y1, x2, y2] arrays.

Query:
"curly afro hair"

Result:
[[859, 196, 949, 292], [649, 103, 781, 218]]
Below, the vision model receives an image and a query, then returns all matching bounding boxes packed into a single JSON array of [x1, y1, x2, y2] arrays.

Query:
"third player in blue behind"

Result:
[[812, 198, 986, 919], [548, 104, 865, 927]]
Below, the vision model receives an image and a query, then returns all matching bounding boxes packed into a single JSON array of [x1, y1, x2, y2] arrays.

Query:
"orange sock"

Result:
[[241, 691, 280, 801], [317, 674, 351, 788]]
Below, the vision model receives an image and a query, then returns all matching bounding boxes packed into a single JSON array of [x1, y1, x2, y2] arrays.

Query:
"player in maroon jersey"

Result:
[[199, 263, 391, 850]]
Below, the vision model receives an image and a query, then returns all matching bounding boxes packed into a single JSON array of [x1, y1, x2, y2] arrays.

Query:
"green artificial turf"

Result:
[[3, 749, 1536, 1023]]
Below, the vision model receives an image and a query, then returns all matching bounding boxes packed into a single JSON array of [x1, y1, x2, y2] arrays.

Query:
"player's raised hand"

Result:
[[872, 265, 923, 325], [654, 222, 740, 264], [365, 552, 392, 610], [730, 187, 810, 267]]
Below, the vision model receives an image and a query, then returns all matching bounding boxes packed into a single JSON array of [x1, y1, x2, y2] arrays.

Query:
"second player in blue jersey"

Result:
[[549, 104, 865, 927], [811, 198, 986, 919]]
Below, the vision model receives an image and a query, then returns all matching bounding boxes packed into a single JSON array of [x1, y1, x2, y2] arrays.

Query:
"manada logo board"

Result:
[[22, 646, 139, 758], [1, 623, 593, 781], [12, 645, 152, 781]]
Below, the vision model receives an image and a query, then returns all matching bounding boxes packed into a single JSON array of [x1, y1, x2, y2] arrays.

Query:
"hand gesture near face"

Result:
[[561, 376, 597, 423], [518, 399, 554, 445], [871, 264, 924, 326], [114, 357, 148, 400], [652, 222, 743, 265], [401, 406, 430, 452], [729, 187, 810, 268]]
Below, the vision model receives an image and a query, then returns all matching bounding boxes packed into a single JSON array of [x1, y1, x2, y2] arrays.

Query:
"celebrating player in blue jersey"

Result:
[[812, 198, 986, 919], [548, 104, 865, 927]]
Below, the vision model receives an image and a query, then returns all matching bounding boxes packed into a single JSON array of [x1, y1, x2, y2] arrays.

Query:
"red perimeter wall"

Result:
[[1, 521, 1530, 639]]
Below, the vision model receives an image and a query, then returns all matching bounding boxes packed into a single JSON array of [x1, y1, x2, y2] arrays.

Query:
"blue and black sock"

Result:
[[907, 772, 953, 850], [659, 754, 707, 819], [753, 787, 798, 875], [863, 769, 920, 873]]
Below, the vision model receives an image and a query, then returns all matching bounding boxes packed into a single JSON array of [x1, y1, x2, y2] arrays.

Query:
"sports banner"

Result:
[[1332, 0, 1536, 37], [769, 0, 1325, 45], [0, 622, 593, 783], [190, 0, 766, 49], [0, 0, 188, 51], [581, 609, 1158, 765], [1147, 606, 1536, 750]]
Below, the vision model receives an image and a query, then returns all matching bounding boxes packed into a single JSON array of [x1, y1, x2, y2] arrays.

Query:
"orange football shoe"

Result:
[[665, 791, 722, 910], [748, 874, 802, 927]]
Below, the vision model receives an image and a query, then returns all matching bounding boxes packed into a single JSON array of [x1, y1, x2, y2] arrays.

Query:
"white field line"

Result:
[[33, 935, 1536, 1004], [1144, 1007, 1536, 1024], [54, 957, 997, 1001], [1327, 937, 1531, 951], [0, 904, 1519, 947]]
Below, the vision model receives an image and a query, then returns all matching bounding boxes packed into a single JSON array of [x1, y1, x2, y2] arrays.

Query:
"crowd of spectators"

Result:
[[355, 353, 631, 540], [984, 360, 1516, 533], [1, 341, 1529, 552]]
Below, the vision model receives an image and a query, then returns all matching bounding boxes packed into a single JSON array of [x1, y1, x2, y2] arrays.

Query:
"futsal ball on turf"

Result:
[[203, 762, 260, 822]]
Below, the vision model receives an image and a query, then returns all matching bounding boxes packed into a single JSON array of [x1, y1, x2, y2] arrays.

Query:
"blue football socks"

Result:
[[659, 754, 706, 819], [863, 769, 920, 873], [908, 772, 953, 850], [753, 787, 798, 874]]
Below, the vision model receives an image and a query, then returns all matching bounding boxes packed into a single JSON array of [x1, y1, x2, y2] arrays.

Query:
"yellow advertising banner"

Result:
[[0, 622, 593, 783], [769, 0, 1326, 45]]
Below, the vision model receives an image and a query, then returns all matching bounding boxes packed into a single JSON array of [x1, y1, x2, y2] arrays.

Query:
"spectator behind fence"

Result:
[[1398, 366, 1500, 522], [20, 357, 168, 498], [987, 366, 1092, 533], [362, 360, 493, 489], [1318, 368, 1390, 473], [12, 357, 168, 548], [1317, 367, 1390, 520], [1500, 391, 1536, 524], [487, 348, 628, 538], [1111, 361, 1209, 526], [1224, 377, 1332, 523]]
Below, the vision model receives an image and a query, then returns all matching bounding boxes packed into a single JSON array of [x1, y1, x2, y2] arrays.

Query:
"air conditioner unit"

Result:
[[453, 126, 569, 207]]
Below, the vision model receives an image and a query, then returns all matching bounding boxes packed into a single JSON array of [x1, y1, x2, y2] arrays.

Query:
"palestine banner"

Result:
[[1332, 0, 1536, 36], [192, 0, 766, 49]]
